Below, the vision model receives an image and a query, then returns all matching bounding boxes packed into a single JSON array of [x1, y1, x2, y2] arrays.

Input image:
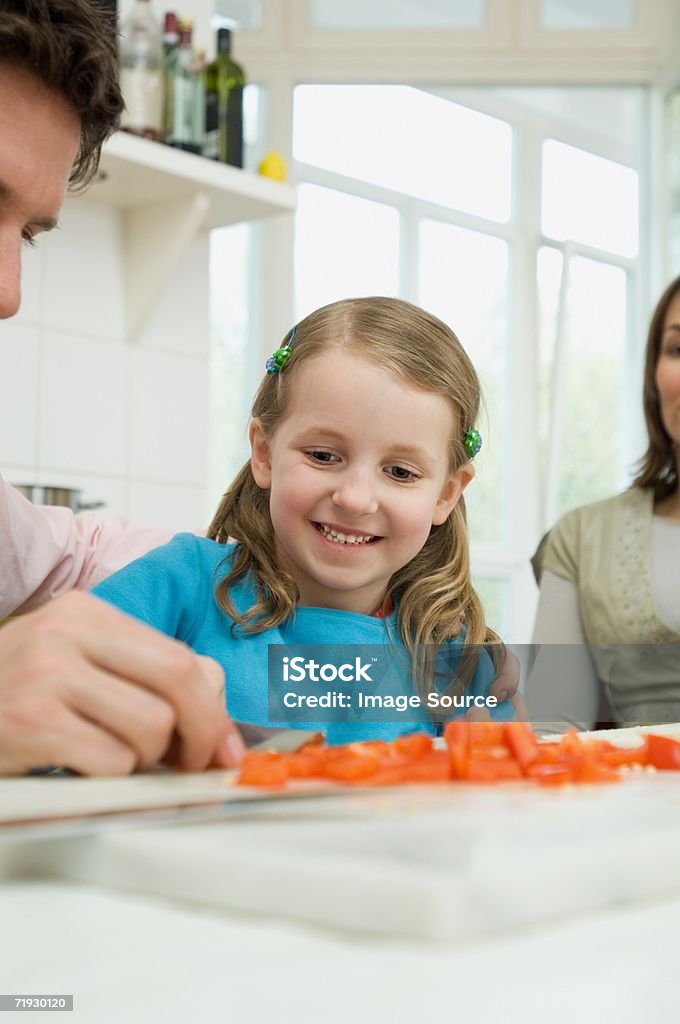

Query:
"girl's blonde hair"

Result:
[[208, 296, 500, 705]]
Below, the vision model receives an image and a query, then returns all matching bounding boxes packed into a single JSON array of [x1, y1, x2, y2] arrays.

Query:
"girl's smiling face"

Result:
[[250, 348, 473, 615]]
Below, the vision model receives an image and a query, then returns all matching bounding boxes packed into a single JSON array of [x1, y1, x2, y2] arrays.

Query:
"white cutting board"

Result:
[[5, 767, 680, 942]]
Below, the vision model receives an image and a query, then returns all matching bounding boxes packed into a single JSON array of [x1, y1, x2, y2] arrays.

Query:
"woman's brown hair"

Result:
[[0, 0, 123, 190], [208, 297, 500, 706], [633, 275, 680, 499]]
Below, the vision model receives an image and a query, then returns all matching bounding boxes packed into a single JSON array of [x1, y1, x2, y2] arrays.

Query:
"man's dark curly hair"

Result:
[[0, 0, 123, 190]]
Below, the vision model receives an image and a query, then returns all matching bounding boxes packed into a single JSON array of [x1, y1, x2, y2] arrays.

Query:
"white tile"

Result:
[[139, 236, 210, 357], [0, 323, 40, 466], [39, 332, 129, 476], [3, 465, 40, 488], [127, 481, 208, 532], [41, 198, 125, 342], [128, 349, 208, 485], [14, 242, 44, 327]]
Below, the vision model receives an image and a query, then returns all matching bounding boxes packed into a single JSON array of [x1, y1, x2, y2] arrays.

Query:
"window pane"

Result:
[[539, 253, 628, 518], [472, 578, 508, 637], [542, 140, 638, 257], [418, 220, 509, 543], [311, 0, 485, 29], [536, 246, 563, 493], [294, 184, 399, 322], [294, 86, 511, 222], [214, 0, 262, 29], [541, 0, 635, 30]]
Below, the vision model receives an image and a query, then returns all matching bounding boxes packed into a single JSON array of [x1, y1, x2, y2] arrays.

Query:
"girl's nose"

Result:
[[331, 469, 379, 516]]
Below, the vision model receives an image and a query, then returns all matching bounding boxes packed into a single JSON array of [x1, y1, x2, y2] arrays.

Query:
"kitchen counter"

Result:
[[2, 877, 680, 1024], [3, 772, 680, 1022]]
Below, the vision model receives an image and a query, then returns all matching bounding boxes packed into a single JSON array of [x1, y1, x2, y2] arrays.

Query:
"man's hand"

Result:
[[0, 591, 245, 776]]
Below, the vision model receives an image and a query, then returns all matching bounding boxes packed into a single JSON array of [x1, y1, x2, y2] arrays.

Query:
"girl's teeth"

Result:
[[319, 524, 373, 545]]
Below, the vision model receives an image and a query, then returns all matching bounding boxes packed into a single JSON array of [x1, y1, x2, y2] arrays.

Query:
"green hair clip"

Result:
[[265, 326, 296, 374], [464, 428, 482, 460]]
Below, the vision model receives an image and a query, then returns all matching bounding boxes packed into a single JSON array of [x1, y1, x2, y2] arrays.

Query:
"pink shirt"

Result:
[[0, 475, 176, 617]]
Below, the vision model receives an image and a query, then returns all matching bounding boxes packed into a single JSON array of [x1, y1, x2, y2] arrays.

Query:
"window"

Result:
[[214, 0, 262, 29], [290, 83, 644, 639], [541, 0, 636, 30], [310, 0, 486, 30], [537, 248, 629, 524], [542, 140, 638, 258], [418, 220, 508, 542], [295, 185, 399, 320], [294, 86, 511, 222]]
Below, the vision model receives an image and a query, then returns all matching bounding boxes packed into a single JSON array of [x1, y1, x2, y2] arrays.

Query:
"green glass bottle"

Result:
[[204, 28, 245, 167], [163, 19, 204, 154]]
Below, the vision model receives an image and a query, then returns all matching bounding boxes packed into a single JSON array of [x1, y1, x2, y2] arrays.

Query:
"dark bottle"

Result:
[[204, 28, 245, 168]]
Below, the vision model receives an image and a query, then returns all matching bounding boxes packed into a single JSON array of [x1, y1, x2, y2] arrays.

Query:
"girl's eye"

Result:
[[21, 231, 37, 248], [306, 450, 340, 464], [385, 465, 419, 482]]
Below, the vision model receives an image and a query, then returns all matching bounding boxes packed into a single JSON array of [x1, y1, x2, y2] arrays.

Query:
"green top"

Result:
[[541, 487, 680, 725]]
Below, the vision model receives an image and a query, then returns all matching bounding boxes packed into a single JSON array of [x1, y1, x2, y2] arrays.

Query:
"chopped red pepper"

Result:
[[646, 734, 680, 770], [234, 725, 680, 791]]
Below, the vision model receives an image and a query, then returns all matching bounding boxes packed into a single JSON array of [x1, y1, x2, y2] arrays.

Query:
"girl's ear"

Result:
[[249, 418, 272, 488], [431, 464, 475, 526]]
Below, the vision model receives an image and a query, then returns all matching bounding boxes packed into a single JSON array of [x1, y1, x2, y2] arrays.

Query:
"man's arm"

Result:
[[0, 475, 175, 617]]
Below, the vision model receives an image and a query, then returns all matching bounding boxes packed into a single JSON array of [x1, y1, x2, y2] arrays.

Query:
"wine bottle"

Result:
[[162, 11, 179, 55], [119, 0, 163, 141], [163, 19, 205, 155], [161, 11, 179, 141], [204, 28, 245, 168]]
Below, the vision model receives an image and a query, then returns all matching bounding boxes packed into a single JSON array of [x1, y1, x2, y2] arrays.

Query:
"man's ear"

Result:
[[431, 464, 475, 526], [249, 418, 272, 489]]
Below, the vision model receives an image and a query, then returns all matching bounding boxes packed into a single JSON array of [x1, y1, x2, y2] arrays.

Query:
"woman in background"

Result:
[[531, 275, 680, 729]]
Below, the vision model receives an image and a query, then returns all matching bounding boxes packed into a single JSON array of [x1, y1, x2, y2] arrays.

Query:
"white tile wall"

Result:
[[39, 331, 129, 476], [0, 323, 40, 467], [13, 242, 44, 327], [42, 199, 126, 342], [3, 465, 40, 492], [1, 195, 212, 530], [128, 349, 209, 486], [128, 481, 208, 532], [138, 236, 210, 357]]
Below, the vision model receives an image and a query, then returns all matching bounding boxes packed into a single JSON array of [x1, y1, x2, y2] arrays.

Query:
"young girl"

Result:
[[93, 297, 513, 744]]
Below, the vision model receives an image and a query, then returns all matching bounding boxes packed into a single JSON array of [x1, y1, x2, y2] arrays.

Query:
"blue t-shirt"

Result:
[[92, 535, 511, 743]]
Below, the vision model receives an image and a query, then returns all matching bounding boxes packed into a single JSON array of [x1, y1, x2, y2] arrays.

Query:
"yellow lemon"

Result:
[[258, 150, 287, 181]]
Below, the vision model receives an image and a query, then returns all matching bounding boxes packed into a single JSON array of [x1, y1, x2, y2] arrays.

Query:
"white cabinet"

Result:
[[83, 131, 296, 339]]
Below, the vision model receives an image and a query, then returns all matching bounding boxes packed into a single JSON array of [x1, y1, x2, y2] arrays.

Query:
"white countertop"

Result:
[[3, 776, 680, 1022], [2, 879, 680, 1024]]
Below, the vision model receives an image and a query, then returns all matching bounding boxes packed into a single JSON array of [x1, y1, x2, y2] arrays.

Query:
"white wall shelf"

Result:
[[83, 132, 296, 340]]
